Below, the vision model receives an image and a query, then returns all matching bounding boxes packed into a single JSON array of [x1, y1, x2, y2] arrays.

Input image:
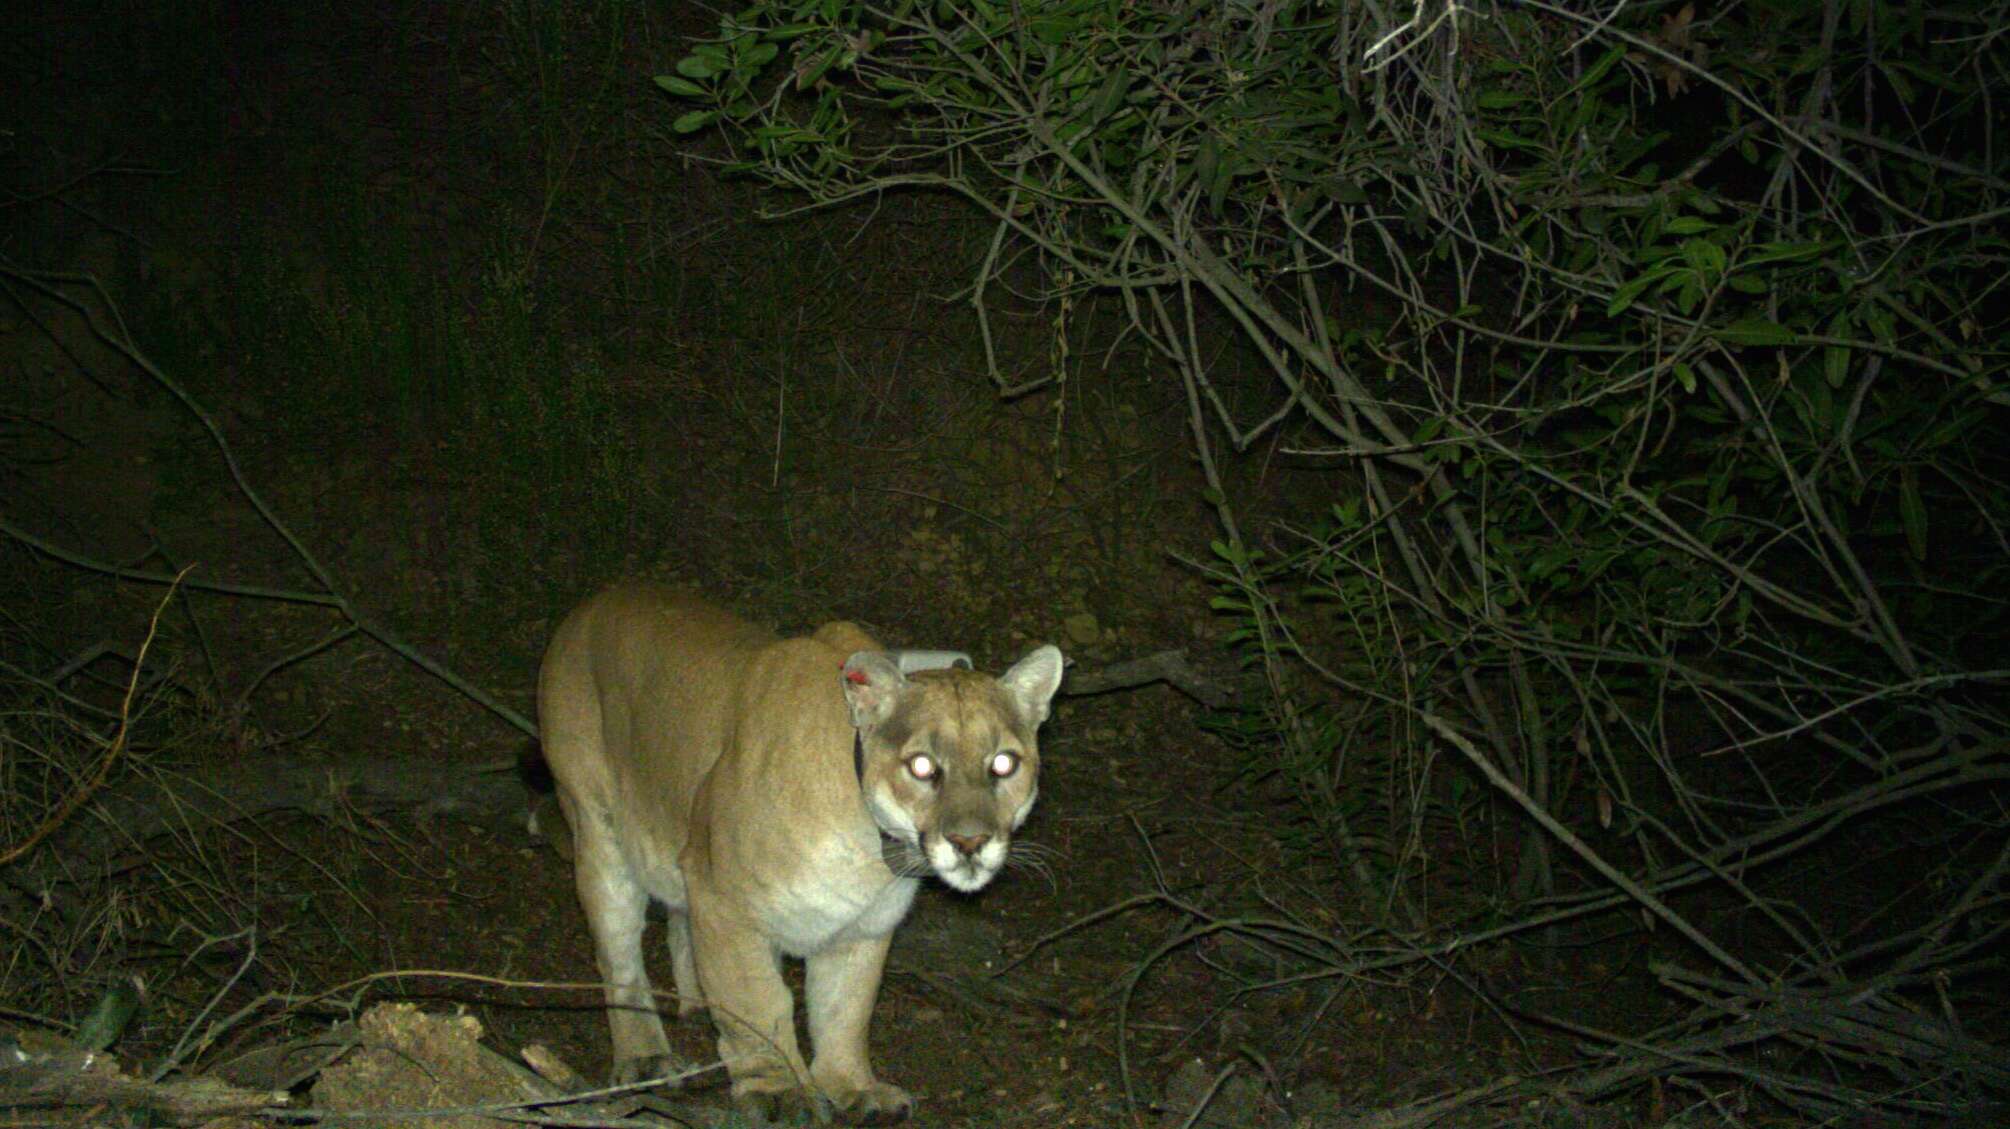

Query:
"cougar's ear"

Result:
[[999, 645, 1064, 727], [841, 651, 907, 729]]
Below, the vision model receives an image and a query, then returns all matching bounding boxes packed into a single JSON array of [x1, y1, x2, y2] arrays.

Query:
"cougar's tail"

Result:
[[517, 741, 575, 861]]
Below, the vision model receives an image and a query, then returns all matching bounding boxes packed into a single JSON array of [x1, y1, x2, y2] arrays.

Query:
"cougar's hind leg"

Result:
[[570, 808, 682, 1087]]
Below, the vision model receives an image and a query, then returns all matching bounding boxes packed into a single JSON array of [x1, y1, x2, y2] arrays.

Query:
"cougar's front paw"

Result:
[[610, 1051, 691, 1090], [733, 1084, 834, 1126], [832, 1080, 913, 1125]]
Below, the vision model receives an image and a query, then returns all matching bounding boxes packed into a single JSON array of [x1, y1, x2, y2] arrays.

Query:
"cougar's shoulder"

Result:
[[685, 618, 890, 880]]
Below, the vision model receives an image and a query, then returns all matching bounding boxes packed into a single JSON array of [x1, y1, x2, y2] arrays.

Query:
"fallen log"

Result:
[[0, 1027, 286, 1127], [10, 648, 1229, 888]]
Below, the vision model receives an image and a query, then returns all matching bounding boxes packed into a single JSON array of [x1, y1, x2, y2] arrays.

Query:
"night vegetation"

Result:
[[4, 1, 2005, 1125]]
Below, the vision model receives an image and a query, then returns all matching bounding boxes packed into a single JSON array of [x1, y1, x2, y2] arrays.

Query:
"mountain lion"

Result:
[[536, 583, 1064, 1124]]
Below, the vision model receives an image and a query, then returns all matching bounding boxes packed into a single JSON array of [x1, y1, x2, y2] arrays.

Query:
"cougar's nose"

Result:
[[945, 832, 991, 857]]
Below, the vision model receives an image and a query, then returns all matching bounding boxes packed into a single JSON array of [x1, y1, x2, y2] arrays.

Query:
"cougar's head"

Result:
[[843, 645, 1064, 892]]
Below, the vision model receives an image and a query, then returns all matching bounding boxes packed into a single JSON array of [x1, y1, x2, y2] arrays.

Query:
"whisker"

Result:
[[1007, 856, 1048, 881], [1003, 848, 1058, 892], [885, 848, 930, 880], [1007, 840, 1066, 865]]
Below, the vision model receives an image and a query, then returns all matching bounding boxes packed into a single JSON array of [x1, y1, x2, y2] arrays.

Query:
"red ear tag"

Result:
[[845, 668, 869, 685]]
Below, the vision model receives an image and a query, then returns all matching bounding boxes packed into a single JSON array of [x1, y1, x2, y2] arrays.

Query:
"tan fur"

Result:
[[537, 583, 1062, 1124]]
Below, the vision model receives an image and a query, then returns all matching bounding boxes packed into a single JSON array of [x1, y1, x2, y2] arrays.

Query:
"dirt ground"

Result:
[[0, 4, 1677, 1127]]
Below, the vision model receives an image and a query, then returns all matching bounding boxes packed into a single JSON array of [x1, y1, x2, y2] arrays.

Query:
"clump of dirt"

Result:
[[311, 1004, 531, 1129]]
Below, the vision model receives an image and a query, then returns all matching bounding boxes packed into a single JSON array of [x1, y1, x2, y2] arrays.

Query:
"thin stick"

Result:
[[0, 567, 185, 866], [1422, 713, 1761, 986], [0, 264, 537, 738]]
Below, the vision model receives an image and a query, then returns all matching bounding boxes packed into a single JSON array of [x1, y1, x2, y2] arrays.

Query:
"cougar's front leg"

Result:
[[664, 909, 707, 1019], [688, 882, 822, 1122], [808, 932, 912, 1124]]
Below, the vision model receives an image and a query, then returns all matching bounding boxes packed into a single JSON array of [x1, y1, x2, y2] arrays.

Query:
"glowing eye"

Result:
[[906, 753, 938, 781], [988, 751, 1020, 778]]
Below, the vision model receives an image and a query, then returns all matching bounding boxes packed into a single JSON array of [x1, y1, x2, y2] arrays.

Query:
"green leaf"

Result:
[[672, 109, 716, 133], [1207, 146, 1233, 215], [1886, 62, 1914, 102], [1607, 267, 1667, 316], [1527, 545, 1573, 580], [654, 74, 705, 98], [1899, 468, 1927, 560], [1090, 68, 1127, 124], [1744, 240, 1828, 266], [1566, 45, 1626, 95], [797, 47, 838, 89], [1667, 273, 1703, 316], [1674, 361, 1697, 393], [74, 977, 144, 1052], [676, 54, 718, 79], [1680, 237, 1725, 278], [1664, 216, 1713, 235], [1192, 134, 1218, 194], [1718, 318, 1796, 346], [1921, 412, 1975, 450], [1327, 177, 1367, 205], [1029, 13, 1080, 43], [1475, 128, 1538, 151]]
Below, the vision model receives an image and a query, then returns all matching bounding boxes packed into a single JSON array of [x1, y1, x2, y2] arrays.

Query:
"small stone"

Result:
[[1064, 611, 1100, 646]]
